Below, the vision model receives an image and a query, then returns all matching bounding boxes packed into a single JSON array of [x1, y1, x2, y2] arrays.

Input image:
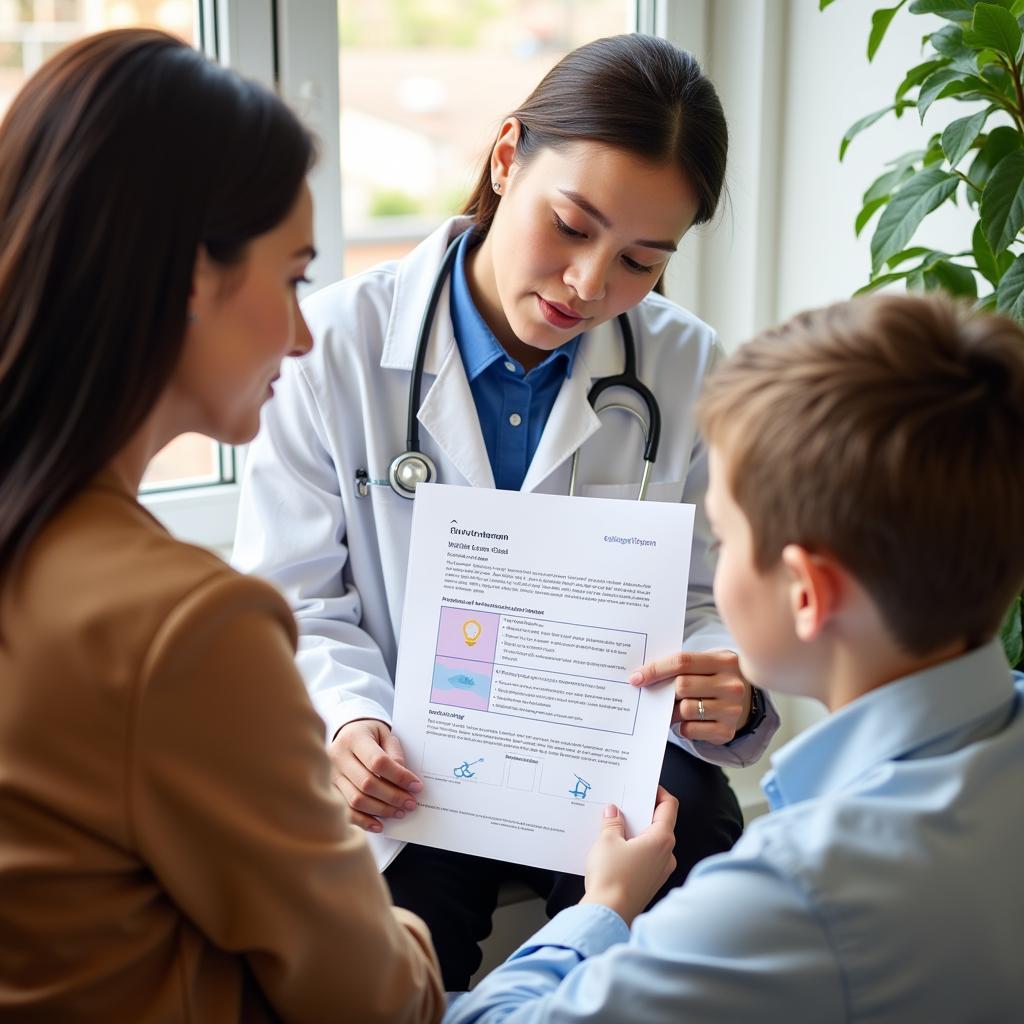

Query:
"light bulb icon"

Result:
[[462, 619, 483, 647]]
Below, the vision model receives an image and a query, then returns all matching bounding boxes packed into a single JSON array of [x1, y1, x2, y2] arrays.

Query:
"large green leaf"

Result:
[[871, 168, 959, 271], [980, 148, 1024, 250], [918, 68, 968, 118], [973, 47, 1006, 69], [923, 132, 948, 165], [840, 102, 911, 160], [864, 160, 918, 202], [928, 24, 982, 72], [869, 3, 908, 60], [856, 196, 891, 236], [962, 2, 1022, 56], [973, 219, 1005, 282], [966, 125, 1023, 203], [896, 58, 952, 100], [1000, 595, 1023, 667], [923, 259, 979, 295], [995, 251, 1024, 319], [854, 271, 913, 295], [980, 62, 1016, 99], [909, 0, 994, 20], [917, 70, 991, 119], [929, 23, 966, 52], [940, 108, 990, 166], [887, 245, 940, 268], [819, 0, 837, 8]]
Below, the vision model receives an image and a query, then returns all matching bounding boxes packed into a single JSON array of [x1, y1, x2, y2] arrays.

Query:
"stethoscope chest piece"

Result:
[[388, 450, 437, 498]]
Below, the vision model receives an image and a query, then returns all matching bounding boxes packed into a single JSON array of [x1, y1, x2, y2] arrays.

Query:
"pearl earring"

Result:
[[492, 180, 501, 192]]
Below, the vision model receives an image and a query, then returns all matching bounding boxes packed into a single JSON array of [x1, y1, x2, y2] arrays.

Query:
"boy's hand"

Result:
[[580, 787, 678, 926], [629, 649, 751, 745], [329, 719, 423, 832]]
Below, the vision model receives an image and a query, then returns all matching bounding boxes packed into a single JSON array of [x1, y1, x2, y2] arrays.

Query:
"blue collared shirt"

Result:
[[446, 640, 1024, 1022], [450, 230, 580, 491]]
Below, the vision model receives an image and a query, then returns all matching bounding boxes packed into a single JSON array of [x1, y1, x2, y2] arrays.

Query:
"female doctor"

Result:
[[234, 33, 779, 991]]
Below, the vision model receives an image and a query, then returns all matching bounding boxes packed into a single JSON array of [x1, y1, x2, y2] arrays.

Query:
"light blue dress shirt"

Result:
[[449, 229, 579, 491], [446, 640, 1024, 1022]]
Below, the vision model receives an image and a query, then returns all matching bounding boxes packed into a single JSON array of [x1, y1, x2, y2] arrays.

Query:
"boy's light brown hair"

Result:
[[697, 292, 1024, 656]]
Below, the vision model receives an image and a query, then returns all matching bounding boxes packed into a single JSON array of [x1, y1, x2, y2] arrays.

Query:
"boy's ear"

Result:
[[781, 544, 842, 643], [490, 117, 522, 189]]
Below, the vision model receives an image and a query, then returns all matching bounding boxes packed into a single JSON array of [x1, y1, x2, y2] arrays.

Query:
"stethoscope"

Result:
[[354, 230, 662, 501]]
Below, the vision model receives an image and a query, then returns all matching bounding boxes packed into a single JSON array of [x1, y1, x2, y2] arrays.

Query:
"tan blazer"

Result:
[[0, 475, 444, 1023]]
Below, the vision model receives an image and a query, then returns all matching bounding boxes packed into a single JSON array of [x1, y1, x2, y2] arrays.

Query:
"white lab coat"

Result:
[[234, 217, 778, 836]]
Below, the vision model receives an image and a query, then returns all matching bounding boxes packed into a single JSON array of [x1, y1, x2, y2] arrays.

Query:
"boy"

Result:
[[445, 292, 1024, 1022]]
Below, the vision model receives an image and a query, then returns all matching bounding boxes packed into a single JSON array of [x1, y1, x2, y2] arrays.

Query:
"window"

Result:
[[338, 0, 633, 277], [0, 1, 198, 115], [3, 1, 655, 550], [0, 1, 229, 497]]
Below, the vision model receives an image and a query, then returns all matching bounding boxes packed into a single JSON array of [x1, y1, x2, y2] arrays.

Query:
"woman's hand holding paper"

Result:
[[330, 719, 423, 832]]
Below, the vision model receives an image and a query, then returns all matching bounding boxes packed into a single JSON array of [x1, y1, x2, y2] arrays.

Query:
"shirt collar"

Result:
[[449, 227, 580, 382], [761, 639, 1017, 810]]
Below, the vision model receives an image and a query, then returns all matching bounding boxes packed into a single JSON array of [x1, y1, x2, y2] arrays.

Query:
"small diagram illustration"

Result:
[[462, 618, 483, 647], [539, 759, 621, 805], [431, 656, 492, 711], [436, 606, 499, 663], [454, 757, 484, 779], [569, 774, 592, 800], [423, 737, 501, 786]]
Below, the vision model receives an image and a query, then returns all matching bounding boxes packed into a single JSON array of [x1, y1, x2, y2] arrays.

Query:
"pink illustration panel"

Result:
[[436, 606, 499, 662]]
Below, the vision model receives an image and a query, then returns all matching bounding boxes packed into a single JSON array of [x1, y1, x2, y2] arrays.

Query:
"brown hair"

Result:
[[697, 292, 1024, 656], [462, 33, 727, 236], [0, 29, 314, 572]]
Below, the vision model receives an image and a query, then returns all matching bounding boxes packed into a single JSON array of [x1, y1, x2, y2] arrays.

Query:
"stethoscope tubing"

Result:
[[365, 227, 662, 500], [406, 231, 465, 457]]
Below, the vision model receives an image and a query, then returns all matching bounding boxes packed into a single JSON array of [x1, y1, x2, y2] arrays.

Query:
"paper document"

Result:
[[384, 483, 694, 874]]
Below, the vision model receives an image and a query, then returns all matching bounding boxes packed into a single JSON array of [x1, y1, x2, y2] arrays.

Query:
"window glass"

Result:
[[0, 1, 196, 123], [338, 0, 631, 276], [0, 2, 220, 491]]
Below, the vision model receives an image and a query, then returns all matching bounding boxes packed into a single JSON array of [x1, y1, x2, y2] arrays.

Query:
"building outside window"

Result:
[[338, 0, 632, 276], [0, 0, 223, 492]]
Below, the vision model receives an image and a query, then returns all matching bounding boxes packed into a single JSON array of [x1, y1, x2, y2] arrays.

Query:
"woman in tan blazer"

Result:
[[0, 29, 443, 1023]]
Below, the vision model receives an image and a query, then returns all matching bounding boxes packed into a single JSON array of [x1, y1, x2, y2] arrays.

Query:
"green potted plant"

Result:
[[822, 0, 1023, 668]]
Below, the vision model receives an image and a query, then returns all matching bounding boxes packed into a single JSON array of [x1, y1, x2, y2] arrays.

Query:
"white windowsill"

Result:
[[140, 482, 239, 556]]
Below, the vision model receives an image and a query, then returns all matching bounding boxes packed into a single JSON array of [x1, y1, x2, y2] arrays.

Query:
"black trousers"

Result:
[[384, 742, 743, 991]]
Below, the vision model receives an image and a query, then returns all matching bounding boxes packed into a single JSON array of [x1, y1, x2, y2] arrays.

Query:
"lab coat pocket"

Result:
[[573, 479, 684, 503], [359, 483, 416, 598]]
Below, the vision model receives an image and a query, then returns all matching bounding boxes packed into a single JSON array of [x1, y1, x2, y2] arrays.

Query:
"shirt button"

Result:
[[508, 413, 522, 427], [504, 361, 517, 373]]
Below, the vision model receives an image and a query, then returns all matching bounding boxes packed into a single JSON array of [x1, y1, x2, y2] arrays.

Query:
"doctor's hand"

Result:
[[628, 649, 751, 746], [580, 787, 677, 927], [330, 719, 423, 833]]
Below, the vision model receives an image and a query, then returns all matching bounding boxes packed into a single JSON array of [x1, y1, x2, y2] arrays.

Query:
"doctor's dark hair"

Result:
[[463, 33, 728, 234], [0, 29, 314, 573]]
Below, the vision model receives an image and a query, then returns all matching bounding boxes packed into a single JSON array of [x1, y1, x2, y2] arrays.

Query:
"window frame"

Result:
[[141, 0, 341, 551]]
